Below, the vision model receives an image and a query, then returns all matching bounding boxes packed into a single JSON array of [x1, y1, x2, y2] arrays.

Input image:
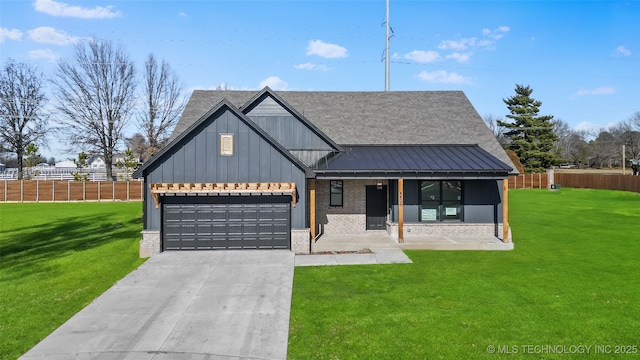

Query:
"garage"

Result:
[[163, 195, 291, 250]]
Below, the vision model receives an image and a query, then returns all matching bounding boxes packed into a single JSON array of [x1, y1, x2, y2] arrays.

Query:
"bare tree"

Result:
[[125, 132, 147, 163], [590, 130, 618, 168], [137, 53, 185, 161], [551, 118, 571, 157], [563, 132, 590, 166], [614, 121, 640, 162], [0, 59, 49, 179], [53, 39, 137, 180], [483, 114, 508, 147], [630, 111, 640, 130], [629, 114, 640, 175]]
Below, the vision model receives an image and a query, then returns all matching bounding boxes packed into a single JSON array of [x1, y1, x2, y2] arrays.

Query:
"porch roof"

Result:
[[312, 144, 512, 178]]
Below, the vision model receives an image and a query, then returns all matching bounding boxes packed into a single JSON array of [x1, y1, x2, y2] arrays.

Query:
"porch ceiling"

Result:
[[312, 145, 512, 178]]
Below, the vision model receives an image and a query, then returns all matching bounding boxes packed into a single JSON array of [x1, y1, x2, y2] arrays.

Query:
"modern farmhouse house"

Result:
[[133, 88, 515, 257]]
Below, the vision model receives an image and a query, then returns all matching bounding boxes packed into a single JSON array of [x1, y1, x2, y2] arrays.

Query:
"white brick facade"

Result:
[[387, 222, 512, 242], [140, 230, 161, 258], [291, 229, 311, 254]]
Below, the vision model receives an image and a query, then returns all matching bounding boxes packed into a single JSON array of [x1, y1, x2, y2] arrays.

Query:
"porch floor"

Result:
[[312, 231, 514, 253]]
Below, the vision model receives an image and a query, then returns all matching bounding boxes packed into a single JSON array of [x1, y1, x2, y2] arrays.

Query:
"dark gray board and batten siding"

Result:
[[245, 96, 337, 167], [143, 108, 307, 232]]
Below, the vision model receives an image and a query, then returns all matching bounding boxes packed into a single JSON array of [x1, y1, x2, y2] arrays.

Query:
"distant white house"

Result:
[[86, 154, 137, 169], [89, 157, 106, 169], [55, 160, 77, 170], [113, 154, 126, 166]]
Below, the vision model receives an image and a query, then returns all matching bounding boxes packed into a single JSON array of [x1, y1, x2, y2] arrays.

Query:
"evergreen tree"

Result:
[[116, 148, 139, 181], [74, 152, 89, 182], [498, 84, 560, 172]]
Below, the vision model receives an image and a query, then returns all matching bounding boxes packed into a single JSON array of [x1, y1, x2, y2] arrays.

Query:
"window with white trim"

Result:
[[220, 134, 233, 155]]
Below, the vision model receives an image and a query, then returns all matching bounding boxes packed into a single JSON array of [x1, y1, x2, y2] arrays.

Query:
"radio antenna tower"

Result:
[[384, 0, 391, 91]]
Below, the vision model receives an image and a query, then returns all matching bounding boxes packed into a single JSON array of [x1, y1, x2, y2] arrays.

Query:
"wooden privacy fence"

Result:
[[508, 172, 640, 193], [554, 173, 640, 193], [0, 180, 143, 202], [508, 173, 549, 189]]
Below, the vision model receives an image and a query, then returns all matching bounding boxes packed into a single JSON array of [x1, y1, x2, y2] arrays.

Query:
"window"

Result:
[[330, 180, 343, 207], [420, 180, 462, 221], [220, 134, 233, 155]]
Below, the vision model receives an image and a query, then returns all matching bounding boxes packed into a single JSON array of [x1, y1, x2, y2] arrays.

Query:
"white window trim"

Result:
[[220, 133, 233, 156]]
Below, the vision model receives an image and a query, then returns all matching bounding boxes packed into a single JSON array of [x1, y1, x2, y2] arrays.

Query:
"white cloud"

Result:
[[446, 52, 471, 63], [260, 76, 288, 90], [439, 25, 510, 51], [294, 62, 330, 71], [438, 39, 475, 51], [34, 0, 121, 19], [614, 46, 631, 57], [306, 40, 348, 59], [417, 70, 473, 84], [0, 27, 23, 42], [574, 121, 599, 132], [28, 26, 79, 45], [178, 12, 187, 17], [28, 48, 60, 62], [404, 50, 441, 63], [576, 87, 616, 96], [476, 39, 494, 48], [574, 121, 617, 133], [484, 26, 510, 40]]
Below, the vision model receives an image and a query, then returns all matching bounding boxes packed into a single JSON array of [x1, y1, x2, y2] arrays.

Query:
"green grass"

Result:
[[288, 188, 640, 359], [0, 202, 145, 360]]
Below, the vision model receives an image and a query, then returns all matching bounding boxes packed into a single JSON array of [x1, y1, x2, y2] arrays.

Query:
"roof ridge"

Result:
[[339, 144, 479, 147]]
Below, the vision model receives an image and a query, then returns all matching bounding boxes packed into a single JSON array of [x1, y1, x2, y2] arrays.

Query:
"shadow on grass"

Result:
[[1, 214, 143, 281]]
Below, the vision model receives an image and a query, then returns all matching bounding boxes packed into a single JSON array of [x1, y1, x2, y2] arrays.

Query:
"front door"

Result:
[[366, 185, 387, 230]]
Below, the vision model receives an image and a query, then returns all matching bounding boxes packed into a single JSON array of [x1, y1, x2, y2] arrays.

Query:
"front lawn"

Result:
[[0, 202, 145, 360], [288, 189, 640, 359]]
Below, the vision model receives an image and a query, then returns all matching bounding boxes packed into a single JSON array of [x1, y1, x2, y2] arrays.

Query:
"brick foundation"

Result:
[[140, 230, 160, 258], [387, 222, 512, 242], [291, 229, 311, 254]]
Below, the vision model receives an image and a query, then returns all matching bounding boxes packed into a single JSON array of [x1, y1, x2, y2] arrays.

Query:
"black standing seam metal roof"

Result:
[[313, 145, 512, 174]]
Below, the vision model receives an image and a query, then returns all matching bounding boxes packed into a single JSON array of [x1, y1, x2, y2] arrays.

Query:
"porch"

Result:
[[311, 231, 514, 253]]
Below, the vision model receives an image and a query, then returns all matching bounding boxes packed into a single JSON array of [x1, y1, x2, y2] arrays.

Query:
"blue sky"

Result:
[[1, 0, 638, 159]]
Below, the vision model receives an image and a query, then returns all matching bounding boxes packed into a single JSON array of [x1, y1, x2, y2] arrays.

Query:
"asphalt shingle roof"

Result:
[[171, 89, 515, 172]]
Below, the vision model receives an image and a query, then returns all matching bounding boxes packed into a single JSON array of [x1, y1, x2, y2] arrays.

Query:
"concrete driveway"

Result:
[[20, 251, 295, 360]]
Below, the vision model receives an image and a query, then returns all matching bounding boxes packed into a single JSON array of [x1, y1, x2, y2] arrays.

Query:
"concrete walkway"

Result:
[[20, 251, 295, 360], [400, 235, 514, 251], [295, 249, 412, 266], [312, 232, 514, 253]]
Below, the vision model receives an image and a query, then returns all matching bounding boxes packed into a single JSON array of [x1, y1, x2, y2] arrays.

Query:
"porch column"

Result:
[[398, 178, 404, 242], [310, 179, 316, 242], [502, 178, 510, 243]]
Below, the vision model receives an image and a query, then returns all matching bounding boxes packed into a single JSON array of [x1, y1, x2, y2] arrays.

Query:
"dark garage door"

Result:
[[163, 195, 291, 250]]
